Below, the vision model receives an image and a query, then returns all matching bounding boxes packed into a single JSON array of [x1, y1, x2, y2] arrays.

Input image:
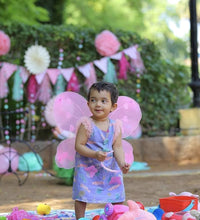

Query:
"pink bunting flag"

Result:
[[110, 52, 122, 60], [118, 53, 130, 80], [1, 62, 17, 79], [19, 66, 29, 83], [93, 57, 108, 74], [27, 74, 38, 103], [35, 71, 46, 84], [0, 66, 8, 98], [123, 45, 138, 59], [78, 63, 91, 78], [66, 71, 80, 93], [37, 74, 52, 104], [47, 68, 60, 85], [130, 49, 145, 73], [85, 63, 97, 90], [61, 67, 74, 82]]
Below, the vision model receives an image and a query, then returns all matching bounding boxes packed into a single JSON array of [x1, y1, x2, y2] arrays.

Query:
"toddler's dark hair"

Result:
[[87, 81, 118, 105]]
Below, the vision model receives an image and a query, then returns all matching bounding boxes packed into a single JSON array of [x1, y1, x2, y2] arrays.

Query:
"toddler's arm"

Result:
[[75, 124, 107, 161], [113, 131, 130, 174]]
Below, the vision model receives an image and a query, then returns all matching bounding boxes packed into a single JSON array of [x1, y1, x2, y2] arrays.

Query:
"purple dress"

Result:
[[72, 118, 125, 203]]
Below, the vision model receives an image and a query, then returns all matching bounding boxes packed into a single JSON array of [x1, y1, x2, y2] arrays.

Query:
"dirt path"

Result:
[[0, 162, 200, 214]]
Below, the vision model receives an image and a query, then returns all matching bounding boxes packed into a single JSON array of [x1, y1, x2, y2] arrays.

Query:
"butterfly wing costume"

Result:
[[46, 91, 142, 203]]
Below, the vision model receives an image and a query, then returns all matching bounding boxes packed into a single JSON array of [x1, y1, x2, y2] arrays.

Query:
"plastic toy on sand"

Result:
[[7, 207, 39, 220], [37, 203, 51, 215], [99, 200, 156, 220], [162, 211, 196, 220], [99, 203, 129, 220]]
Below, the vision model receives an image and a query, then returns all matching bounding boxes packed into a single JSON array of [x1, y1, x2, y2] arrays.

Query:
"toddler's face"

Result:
[[88, 89, 116, 120]]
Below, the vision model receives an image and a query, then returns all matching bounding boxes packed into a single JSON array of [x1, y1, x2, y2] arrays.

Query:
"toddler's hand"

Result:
[[121, 163, 130, 174], [95, 151, 107, 162]]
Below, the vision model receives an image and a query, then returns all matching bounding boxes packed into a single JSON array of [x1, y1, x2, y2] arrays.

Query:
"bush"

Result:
[[0, 23, 191, 138]]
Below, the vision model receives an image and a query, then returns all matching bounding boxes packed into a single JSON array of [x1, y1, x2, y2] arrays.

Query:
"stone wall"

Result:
[[10, 135, 200, 169], [129, 135, 200, 165]]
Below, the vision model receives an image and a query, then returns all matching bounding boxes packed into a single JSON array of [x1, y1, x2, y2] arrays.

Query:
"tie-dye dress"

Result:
[[72, 117, 125, 203]]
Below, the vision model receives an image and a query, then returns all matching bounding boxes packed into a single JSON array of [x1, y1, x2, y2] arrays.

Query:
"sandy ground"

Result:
[[0, 162, 200, 214]]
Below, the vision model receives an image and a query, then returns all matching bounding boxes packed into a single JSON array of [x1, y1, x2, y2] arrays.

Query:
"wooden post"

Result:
[[188, 0, 200, 107]]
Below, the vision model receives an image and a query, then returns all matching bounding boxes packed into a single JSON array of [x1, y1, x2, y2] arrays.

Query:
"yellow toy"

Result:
[[36, 203, 51, 215]]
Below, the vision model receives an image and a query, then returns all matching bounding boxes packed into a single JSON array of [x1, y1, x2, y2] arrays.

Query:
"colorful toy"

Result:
[[148, 207, 165, 220], [7, 207, 39, 220], [135, 201, 145, 210], [92, 215, 100, 220], [162, 211, 196, 220], [190, 209, 200, 219], [118, 200, 156, 220], [160, 195, 199, 212], [99, 200, 156, 220], [36, 203, 51, 215], [169, 192, 200, 211], [99, 203, 129, 220]]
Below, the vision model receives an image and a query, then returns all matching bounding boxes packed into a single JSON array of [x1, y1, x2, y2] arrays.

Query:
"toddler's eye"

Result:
[[91, 98, 96, 103], [102, 99, 107, 104]]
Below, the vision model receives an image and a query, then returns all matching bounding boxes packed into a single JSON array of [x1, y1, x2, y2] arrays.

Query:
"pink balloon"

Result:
[[53, 92, 91, 133], [55, 138, 76, 169], [122, 140, 134, 164], [110, 96, 142, 138], [0, 147, 19, 174]]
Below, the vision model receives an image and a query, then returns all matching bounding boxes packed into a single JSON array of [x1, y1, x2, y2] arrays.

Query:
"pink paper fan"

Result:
[[0, 31, 10, 56], [55, 138, 76, 169], [53, 91, 91, 132], [95, 30, 121, 56], [110, 96, 142, 138], [122, 140, 134, 164]]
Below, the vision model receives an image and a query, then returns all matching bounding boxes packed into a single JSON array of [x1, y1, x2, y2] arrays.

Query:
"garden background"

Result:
[[0, 1, 196, 140]]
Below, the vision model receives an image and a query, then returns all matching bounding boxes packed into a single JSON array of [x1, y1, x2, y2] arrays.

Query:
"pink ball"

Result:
[[95, 30, 120, 56], [0, 147, 19, 174], [0, 31, 11, 56]]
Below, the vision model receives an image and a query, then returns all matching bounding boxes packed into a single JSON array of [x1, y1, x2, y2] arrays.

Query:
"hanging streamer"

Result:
[[66, 71, 80, 92], [0, 64, 9, 98], [12, 68, 23, 101], [27, 75, 38, 142], [27, 75, 38, 103], [84, 63, 97, 91], [118, 53, 130, 80], [12, 68, 25, 139], [37, 74, 52, 105], [103, 58, 117, 83], [54, 74, 66, 96]]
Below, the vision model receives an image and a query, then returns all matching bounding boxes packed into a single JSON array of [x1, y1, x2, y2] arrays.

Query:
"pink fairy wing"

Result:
[[130, 124, 142, 139], [110, 96, 142, 138], [122, 140, 134, 164], [55, 138, 76, 169], [53, 91, 91, 133]]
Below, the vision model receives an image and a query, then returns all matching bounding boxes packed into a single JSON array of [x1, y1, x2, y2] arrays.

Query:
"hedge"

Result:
[[0, 23, 191, 139]]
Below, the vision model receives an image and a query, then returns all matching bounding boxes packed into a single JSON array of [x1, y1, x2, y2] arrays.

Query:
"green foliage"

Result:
[[0, 0, 49, 25], [0, 24, 191, 137]]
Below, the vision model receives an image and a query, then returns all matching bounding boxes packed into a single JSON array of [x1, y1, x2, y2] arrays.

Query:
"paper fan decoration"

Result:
[[24, 45, 50, 74]]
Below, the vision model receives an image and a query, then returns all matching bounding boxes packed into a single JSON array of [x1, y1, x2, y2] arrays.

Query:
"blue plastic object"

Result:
[[18, 152, 43, 171]]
